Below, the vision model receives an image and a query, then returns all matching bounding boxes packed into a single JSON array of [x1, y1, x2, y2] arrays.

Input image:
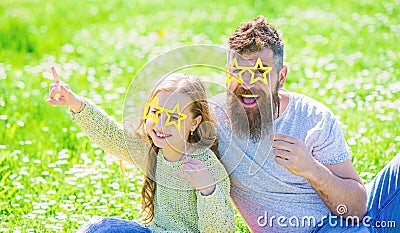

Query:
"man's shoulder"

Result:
[[210, 93, 227, 121], [210, 93, 226, 106], [289, 91, 334, 116]]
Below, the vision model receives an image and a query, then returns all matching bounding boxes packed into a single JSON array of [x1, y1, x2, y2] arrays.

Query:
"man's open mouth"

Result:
[[240, 94, 259, 107]]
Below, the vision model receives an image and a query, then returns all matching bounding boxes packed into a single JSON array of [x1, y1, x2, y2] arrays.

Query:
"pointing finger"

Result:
[[51, 66, 60, 83]]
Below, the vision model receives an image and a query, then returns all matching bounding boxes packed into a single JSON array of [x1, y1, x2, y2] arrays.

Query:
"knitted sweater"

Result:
[[71, 99, 235, 233]]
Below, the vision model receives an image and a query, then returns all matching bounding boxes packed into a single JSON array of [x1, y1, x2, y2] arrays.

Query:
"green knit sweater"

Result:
[[71, 99, 235, 232]]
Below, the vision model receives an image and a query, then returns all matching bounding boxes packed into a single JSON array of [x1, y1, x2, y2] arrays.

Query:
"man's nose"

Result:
[[240, 70, 255, 89]]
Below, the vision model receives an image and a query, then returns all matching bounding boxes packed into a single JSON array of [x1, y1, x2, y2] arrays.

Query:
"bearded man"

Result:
[[213, 16, 399, 233]]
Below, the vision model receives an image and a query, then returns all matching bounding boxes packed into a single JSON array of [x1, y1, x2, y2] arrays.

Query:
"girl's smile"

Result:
[[145, 91, 201, 162], [153, 130, 171, 139]]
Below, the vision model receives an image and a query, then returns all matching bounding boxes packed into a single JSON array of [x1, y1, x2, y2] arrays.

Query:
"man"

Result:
[[213, 16, 399, 232]]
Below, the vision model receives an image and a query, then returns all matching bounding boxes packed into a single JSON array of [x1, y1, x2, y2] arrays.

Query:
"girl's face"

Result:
[[144, 91, 200, 155]]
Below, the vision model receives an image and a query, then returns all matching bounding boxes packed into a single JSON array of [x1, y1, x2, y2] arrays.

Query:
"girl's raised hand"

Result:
[[46, 66, 83, 112], [175, 158, 216, 196]]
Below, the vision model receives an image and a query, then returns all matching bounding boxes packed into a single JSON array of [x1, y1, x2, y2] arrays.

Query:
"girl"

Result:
[[46, 68, 235, 233]]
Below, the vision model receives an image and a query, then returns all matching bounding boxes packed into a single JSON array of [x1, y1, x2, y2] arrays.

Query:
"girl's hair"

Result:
[[136, 73, 219, 224]]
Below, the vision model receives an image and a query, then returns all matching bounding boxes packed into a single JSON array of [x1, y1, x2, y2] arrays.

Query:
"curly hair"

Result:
[[228, 16, 284, 72]]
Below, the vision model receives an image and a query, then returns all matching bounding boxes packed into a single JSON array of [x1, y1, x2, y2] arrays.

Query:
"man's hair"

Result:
[[228, 16, 284, 72]]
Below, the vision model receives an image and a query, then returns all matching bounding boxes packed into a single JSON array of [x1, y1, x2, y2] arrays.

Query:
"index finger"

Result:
[[269, 133, 301, 144], [51, 66, 60, 83]]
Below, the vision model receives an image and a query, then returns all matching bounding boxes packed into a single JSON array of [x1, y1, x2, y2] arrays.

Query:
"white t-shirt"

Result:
[[212, 91, 350, 233]]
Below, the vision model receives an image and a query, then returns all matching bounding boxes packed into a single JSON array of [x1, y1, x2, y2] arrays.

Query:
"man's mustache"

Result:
[[233, 86, 265, 97]]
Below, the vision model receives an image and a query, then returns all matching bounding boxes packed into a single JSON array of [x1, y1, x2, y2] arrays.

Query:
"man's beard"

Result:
[[227, 83, 279, 142]]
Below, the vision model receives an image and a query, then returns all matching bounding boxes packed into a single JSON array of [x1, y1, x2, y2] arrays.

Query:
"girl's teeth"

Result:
[[156, 132, 168, 137]]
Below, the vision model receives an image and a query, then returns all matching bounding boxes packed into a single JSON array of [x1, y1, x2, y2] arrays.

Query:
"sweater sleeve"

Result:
[[196, 150, 235, 233], [70, 98, 149, 170]]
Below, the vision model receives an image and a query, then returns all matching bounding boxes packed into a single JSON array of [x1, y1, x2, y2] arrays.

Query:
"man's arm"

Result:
[[271, 134, 367, 220], [307, 159, 367, 219]]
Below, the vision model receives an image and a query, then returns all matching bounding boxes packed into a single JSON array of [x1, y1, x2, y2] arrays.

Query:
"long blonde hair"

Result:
[[136, 73, 218, 223]]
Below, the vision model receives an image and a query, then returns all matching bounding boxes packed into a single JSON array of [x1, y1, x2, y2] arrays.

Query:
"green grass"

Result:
[[1, 0, 399, 232]]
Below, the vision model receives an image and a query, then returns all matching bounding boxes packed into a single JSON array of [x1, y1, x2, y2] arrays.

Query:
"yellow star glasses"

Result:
[[225, 57, 272, 85], [143, 97, 187, 130]]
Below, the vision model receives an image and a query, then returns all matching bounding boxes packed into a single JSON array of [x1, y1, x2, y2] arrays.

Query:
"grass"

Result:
[[0, 0, 399, 232]]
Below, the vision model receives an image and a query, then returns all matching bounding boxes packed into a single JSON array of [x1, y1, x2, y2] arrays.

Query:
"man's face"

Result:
[[227, 48, 280, 103], [226, 48, 280, 142]]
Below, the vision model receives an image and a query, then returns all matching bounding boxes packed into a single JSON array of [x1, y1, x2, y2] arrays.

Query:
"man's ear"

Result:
[[278, 65, 288, 89], [191, 115, 202, 131]]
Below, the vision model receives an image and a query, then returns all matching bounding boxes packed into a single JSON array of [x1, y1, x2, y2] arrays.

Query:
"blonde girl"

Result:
[[47, 68, 234, 233]]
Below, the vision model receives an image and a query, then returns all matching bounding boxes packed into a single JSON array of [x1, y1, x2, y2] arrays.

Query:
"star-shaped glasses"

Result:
[[143, 97, 188, 130], [225, 57, 272, 85]]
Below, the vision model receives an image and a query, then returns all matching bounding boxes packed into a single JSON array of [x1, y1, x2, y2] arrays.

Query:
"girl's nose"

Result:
[[156, 112, 167, 128]]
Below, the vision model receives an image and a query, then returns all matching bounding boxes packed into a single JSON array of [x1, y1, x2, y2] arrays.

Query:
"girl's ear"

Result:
[[191, 115, 202, 131]]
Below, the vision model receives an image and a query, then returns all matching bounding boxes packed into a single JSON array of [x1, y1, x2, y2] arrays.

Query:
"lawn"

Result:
[[0, 0, 399, 232]]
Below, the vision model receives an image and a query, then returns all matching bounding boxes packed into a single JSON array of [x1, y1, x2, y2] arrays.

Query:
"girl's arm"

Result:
[[71, 98, 149, 170], [47, 67, 149, 170], [195, 151, 235, 233]]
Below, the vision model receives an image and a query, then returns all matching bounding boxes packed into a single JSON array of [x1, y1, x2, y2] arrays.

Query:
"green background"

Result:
[[0, 0, 399, 232]]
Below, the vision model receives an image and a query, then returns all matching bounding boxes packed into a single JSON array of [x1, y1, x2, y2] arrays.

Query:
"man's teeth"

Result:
[[156, 132, 169, 137], [241, 94, 259, 98]]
